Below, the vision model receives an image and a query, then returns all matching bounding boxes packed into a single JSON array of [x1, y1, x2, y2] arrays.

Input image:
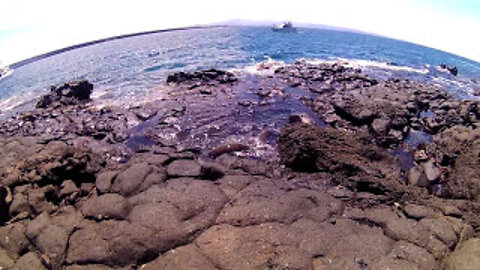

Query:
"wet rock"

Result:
[[371, 117, 391, 135], [36, 80, 93, 108], [166, 159, 201, 177], [12, 252, 47, 270], [288, 113, 315, 125], [443, 238, 480, 270], [140, 244, 217, 270], [167, 69, 237, 86], [407, 166, 429, 187], [80, 194, 131, 220], [420, 159, 441, 181]]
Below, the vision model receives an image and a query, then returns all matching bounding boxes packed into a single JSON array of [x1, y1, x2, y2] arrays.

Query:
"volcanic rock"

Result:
[[36, 80, 93, 108]]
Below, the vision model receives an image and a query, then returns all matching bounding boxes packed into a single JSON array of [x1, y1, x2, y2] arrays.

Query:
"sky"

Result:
[[0, 0, 479, 65]]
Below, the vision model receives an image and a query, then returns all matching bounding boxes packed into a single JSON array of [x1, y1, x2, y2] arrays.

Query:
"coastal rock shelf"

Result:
[[1, 62, 480, 269]]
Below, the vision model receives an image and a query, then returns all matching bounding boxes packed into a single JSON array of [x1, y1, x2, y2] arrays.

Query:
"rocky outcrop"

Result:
[[440, 64, 459, 76], [277, 123, 405, 200], [36, 80, 93, 108], [166, 69, 237, 88], [0, 64, 479, 269]]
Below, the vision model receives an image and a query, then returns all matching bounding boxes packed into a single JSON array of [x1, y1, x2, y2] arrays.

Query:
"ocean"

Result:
[[0, 26, 479, 117]]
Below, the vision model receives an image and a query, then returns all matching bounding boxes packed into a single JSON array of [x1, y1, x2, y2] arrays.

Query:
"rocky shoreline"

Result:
[[0, 61, 479, 269]]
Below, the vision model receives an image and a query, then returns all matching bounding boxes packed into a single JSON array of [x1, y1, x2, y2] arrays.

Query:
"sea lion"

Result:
[[208, 143, 249, 158]]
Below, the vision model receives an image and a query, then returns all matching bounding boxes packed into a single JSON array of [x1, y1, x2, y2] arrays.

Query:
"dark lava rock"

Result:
[[2, 140, 103, 188], [278, 123, 390, 174], [166, 69, 237, 86], [435, 126, 480, 200], [278, 123, 405, 200], [440, 64, 458, 76], [200, 161, 227, 180], [36, 80, 93, 108]]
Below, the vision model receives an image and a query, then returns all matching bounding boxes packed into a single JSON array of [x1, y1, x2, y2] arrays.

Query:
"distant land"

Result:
[[9, 25, 222, 69]]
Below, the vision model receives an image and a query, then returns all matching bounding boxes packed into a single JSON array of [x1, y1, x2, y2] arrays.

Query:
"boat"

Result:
[[272, 22, 296, 32]]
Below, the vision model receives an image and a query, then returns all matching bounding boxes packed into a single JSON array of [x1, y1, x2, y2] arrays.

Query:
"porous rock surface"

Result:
[[0, 64, 479, 269]]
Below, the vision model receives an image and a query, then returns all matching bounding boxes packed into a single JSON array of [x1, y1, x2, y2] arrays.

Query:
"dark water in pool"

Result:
[[1, 26, 480, 116]]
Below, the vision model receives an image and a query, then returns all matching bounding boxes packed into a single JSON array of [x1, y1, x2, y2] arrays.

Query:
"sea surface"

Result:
[[1, 26, 480, 117]]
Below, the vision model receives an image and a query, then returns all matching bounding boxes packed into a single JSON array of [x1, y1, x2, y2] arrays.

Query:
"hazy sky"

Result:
[[1, 0, 479, 65]]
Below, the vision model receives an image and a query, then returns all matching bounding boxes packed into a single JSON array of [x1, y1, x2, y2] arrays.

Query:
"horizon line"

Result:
[[5, 22, 480, 69]]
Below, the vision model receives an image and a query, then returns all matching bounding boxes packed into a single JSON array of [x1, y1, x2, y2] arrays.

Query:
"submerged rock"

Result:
[[166, 69, 237, 86]]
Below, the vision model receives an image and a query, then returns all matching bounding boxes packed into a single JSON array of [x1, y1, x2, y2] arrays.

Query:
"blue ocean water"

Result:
[[0, 26, 479, 115]]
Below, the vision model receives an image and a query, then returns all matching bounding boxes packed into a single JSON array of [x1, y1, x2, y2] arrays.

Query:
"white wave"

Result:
[[230, 57, 286, 76], [0, 67, 13, 81], [286, 57, 431, 75], [335, 58, 429, 74]]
